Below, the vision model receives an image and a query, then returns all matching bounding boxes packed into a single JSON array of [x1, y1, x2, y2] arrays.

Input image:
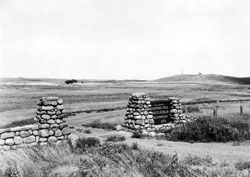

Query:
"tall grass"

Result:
[[0, 139, 201, 177], [0, 138, 249, 177], [166, 116, 250, 143]]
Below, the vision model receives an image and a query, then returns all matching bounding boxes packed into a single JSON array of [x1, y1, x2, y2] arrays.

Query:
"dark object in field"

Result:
[[131, 130, 143, 138], [82, 120, 116, 130], [65, 79, 78, 84], [106, 135, 126, 142], [83, 129, 92, 134]]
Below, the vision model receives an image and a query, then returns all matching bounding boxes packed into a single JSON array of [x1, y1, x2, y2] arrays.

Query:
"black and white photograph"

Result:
[[1, 0, 250, 176]]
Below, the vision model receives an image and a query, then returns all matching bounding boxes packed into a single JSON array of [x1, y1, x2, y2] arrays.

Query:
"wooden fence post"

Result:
[[213, 106, 218, 118], [240, 105, 243, 116]]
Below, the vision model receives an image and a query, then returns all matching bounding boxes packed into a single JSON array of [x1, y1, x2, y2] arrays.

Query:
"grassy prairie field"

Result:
[[1, 77, 250, 127], [1, 77, 250, 176]]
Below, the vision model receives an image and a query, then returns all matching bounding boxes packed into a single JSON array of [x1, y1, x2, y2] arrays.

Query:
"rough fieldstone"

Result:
[[148, 132, 156, 137], [39, 138, 47, 142], [50, 124, 59, 128], [14, 136, 23, 145], [115, 125, 124, 131], [135, 120, 142, 125], [5, 138, 14, 145], [51, 115, 57, 119], [62, 127, 71, 135], [40, 142, 48, 146], [68, 134, 78, 147], [57, 136, 64, 140], [37, 110, 47, 115], [48, 120, 55, 124], [33, 130, 38, 136], [39, 124, 50, 129], [23, 136, 36, 144], [42, 114, 51, 120], [56, 140, 63, 145], [1, 132, 14, 139], [20, 131, 30, 138], [57, 99, 63, 104], [42, 106, 54, 111], [49, 130, 54, 135], [39, 129, 49, 137], [48, 136, 57, 142], [134, 115, 141, 119], [0, 139, 5, 145], [56, 105, 64, 110], [35, 136, 39, 142], [51, 101, 58, 106], [15, 132, 20, 136], [48, 111, 56, 115], [55, 129, 62, 137], [11, 145, 17, 150]]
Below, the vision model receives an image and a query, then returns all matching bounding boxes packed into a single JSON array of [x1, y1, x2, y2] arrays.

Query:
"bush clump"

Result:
[[131, 130, 143, 138], [74, 137, 101, 153], [235, 161, 250, 170], [167, 116, 250, 143], [106, 136, 126, 142]]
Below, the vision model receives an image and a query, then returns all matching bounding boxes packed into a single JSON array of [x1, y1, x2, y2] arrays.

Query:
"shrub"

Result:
[[84, 129, 92, 134], [235, 161, 250, 170], [182, 155, 214, 166], [131, 130, 143, 139], [74, 137, 100, 153], [82, 120, 116, 130], [106, 136, 126, 142], [167, 116, 250, 143], [131, 142, 139, 150]]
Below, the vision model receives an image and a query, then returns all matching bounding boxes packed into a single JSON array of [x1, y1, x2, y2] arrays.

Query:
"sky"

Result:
[[0, 0, 250, 80]]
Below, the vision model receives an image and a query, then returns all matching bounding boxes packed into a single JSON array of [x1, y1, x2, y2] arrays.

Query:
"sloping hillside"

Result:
[[156, 74, 250, 85]]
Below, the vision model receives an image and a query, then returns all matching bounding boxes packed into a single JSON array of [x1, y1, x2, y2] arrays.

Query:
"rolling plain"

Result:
[[1, 75, 250, 165]]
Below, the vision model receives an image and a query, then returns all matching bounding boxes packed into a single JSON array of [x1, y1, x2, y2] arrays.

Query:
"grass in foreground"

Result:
[[0, 137, 249, 177]]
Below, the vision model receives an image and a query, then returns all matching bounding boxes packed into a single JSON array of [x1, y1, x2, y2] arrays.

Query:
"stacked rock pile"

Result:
[[124, 93, 153, 130], [168, 97, 184, 123], [124, 93, 193, 134], [35, 97, 70, 145], [0, 97, 71, 151]]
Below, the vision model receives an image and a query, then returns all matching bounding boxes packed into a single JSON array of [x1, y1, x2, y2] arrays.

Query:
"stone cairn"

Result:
[[168, 97, 184, 124], [35, 97, 70, 145], [124, 93, 154, 131], [124, 93, 192, 134], [0, 97, 71, 151]]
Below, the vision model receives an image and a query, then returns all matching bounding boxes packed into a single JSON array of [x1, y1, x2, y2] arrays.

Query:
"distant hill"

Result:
[[155, 74, 250, 85]]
